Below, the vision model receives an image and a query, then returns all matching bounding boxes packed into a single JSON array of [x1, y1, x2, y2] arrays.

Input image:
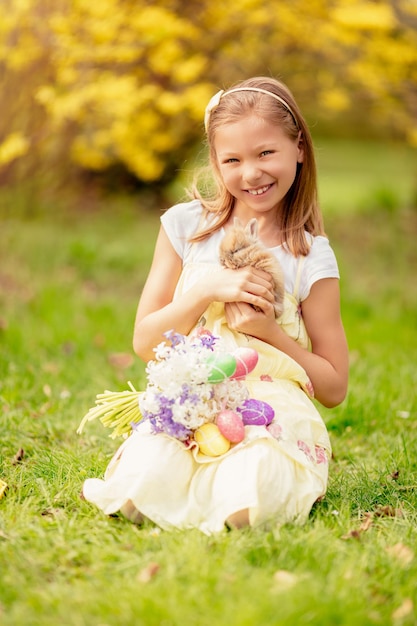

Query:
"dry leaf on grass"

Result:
[[0, 480, 8, 499], [388, 470, 400, 481], [272, 570, 299, 590], [11, 448, 24, 465], [41, 508, 65, 520], [137, 562, 160, 583], [342, 506, 405, 540], [374, 505, 404, 518], [108, 352, 134, 369], [386, 543, 414, 566], [342, 512, 374, 539], [392, 598, 414, 621]]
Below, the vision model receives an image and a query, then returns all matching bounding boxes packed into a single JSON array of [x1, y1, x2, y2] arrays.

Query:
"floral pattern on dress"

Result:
[[315, 446, 328, 465], [297, 440, 329, 465], [305, 380, 315, 398], [267, 422, 283, 441], [297, 440, 315, 463]]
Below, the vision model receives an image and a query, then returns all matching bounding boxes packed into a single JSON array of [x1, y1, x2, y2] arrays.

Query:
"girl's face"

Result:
[[214, 114, 303, 218]]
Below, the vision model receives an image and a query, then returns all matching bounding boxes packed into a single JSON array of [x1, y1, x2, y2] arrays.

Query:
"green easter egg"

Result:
[[207, 353, 237, 383]]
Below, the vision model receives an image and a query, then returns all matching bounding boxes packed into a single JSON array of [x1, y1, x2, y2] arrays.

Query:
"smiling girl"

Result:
[[82, 76, 349, 533]]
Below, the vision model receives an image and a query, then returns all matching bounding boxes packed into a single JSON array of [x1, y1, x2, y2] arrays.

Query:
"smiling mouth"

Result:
[[246, 184, 272, 196]]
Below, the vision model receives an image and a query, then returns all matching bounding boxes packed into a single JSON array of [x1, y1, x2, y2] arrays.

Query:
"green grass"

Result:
[[315, 138, 417, 214], [1, 140, 417, 625]]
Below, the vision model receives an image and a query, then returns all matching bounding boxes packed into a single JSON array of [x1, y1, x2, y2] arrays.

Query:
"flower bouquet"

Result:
[[77, 329, 274, 457]]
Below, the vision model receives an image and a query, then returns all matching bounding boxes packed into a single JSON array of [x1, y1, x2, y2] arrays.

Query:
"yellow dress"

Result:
[[82, 260, 331, 534]]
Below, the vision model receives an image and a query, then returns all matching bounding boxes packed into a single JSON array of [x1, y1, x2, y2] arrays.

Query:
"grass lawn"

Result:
[[315, 138, 417, 214], [1, 139, 417, 625]]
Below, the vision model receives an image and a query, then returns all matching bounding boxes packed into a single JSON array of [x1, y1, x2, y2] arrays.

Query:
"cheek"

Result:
[[219, 167, 237, 189], [269, 163, 293, 185], [279, 157, 299, 181]]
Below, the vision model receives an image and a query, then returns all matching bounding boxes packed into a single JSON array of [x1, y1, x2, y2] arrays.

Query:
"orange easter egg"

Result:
[[194, 423, 231, 456], [216, 410, 245, 443]]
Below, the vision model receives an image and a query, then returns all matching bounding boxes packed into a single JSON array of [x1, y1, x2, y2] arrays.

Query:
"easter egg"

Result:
[[194, 423, 231, 456], [206, 353, 236, 383], [231, 347, 259, 379], [237, 399, 275, 426], [216, 410, 245, 443]]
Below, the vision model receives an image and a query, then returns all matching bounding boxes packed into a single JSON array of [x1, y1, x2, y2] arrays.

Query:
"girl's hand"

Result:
[[207, 266, 275, 309], [224, 299, 277, 339]]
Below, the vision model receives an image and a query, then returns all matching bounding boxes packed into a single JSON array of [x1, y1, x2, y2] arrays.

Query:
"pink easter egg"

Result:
[[207, 353, 237, 383], [238, 399, 275, 426], [216, 410, 245, 443], [231, 347, 259, 379]]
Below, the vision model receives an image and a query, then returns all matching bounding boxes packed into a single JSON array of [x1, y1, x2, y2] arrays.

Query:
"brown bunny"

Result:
[[219, 217, 285, 318]]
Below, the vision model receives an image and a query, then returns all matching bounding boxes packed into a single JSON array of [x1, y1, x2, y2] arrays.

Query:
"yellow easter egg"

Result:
[[194, 423, 231, 457]]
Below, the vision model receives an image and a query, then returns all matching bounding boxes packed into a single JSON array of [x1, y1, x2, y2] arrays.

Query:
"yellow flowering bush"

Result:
[[0, 0, 416, 188]]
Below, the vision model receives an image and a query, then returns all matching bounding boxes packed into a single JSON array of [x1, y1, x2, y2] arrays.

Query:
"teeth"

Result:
[[247, 185, 270, 195]]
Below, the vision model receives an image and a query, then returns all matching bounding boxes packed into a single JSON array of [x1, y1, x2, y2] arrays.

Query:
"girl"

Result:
[[82, 76, 349, 533]]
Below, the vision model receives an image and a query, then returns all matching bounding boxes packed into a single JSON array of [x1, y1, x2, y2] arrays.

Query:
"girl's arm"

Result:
[[133, 226, 275, 362], [224, 278, 349, 408]]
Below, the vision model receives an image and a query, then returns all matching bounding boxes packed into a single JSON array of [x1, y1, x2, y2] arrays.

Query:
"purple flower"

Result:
[[198, 334, 218, 351], [163, 330, 186, 348], [141, 393, 193, 441], [179, 384, 200, 405]]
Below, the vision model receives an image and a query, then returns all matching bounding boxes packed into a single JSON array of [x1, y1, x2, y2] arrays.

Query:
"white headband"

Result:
[[204, 87, 298, 131]]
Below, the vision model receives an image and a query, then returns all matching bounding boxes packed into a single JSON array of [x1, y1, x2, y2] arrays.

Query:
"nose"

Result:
[[242, 161, 262, 185]]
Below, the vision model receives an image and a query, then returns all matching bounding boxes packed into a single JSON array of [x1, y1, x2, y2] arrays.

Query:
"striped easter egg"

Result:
[[231, 347, 259, 379], [194, 423, 231, 456], [237, 399, 275, 426], [206, 353, 237, 383]]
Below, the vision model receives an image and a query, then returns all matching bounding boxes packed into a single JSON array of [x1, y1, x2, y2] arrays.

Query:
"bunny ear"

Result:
[[247, 218, 259, 237], [233, 217, 243, 227]]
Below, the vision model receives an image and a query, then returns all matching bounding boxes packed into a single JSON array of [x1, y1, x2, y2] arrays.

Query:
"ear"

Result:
[[297, 130, 304, 164], [247, 218, 258, 237], [233, 217, 242, 228]]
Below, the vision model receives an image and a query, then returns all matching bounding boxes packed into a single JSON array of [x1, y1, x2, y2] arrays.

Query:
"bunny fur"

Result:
[[219, 218, 285, 318]]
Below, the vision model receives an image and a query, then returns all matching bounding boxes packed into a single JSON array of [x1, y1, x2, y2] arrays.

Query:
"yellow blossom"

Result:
[[0, 132, 30, 166]]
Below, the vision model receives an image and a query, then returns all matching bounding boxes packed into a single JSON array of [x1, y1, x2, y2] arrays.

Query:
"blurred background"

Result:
[[1, 8, 416, 623], [0, 0, 416, 215]]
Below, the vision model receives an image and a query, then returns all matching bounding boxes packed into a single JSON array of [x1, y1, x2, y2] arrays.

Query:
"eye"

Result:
[[224, 157, 239, 163], [260, 150, 273, 157]]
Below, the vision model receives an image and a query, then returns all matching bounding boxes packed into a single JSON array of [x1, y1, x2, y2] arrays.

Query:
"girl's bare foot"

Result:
[[120, 499, 145, 525], [226, 508, 250, 529]]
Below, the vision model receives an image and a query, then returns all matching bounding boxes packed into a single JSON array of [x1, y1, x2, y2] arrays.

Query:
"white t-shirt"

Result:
[[161, 199, 339, 302]]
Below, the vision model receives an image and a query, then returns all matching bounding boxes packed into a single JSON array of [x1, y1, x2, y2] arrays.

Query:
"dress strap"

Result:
[[293, 256, 306, 301]]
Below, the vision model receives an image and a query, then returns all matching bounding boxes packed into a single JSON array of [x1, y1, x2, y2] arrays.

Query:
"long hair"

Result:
[[191, 77, 325, 256]]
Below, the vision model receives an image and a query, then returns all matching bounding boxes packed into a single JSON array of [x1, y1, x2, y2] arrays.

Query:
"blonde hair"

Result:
[[191, 76, 325, 256]]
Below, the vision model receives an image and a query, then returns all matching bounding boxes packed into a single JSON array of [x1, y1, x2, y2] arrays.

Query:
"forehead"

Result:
[[214, 114, 288, 150]]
